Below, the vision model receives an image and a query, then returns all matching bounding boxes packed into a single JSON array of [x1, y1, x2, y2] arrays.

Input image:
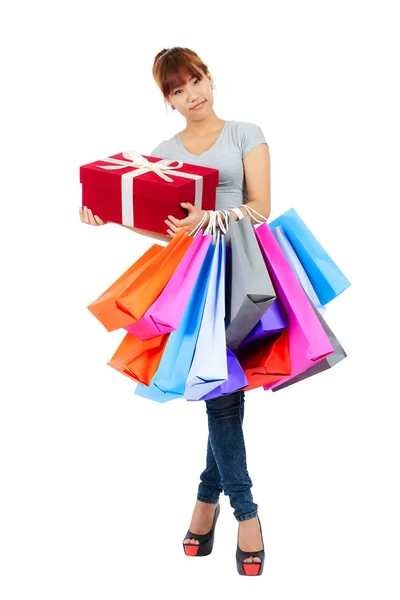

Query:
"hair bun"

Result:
[[154, 48, 169, 63]]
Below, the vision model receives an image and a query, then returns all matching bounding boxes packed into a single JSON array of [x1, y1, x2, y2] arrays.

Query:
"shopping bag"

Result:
[[87, 244, 162, 332], [225, 214, 276, 350], [107, 331, 169, 385], [134, 236, 215, 403], [269, 208, 351, 305], [236, 329, 291, 391], [115, 227, 194, 323], [124, 231, 210, 340], [272, 226, 326, 315], [184, 233, 229, 400], [238, 298, 288, 348], [272, 299, 347, 391], [240, 206, 334, 390], [254, 221, 335, 390], [197, 349, 248, 401]]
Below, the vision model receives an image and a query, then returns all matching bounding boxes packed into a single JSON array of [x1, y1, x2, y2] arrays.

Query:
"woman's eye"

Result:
[[174, 77, 201, 95]]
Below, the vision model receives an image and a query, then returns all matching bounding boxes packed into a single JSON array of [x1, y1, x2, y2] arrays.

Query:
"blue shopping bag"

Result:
[[184, 234, 228, 400], [134, 236, 215, 403], [269, 208, 351, 305]]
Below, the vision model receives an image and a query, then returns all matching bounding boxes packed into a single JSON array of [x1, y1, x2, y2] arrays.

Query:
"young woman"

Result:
[[80, 46, 271, 576]]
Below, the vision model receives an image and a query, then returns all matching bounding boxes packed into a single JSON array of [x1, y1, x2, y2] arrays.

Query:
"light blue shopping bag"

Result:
[[272, 226, 327, 315], [269, 208, 351, 305], [184, 234, 228, 400], [134, 236, 215, 403]]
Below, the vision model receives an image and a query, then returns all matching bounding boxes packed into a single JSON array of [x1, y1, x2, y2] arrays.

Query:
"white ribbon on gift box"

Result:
[[96, 150, 204, 226]]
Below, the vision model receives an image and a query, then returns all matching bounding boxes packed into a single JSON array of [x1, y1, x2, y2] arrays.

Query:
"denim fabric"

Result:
[[197, 390, 258, 522]]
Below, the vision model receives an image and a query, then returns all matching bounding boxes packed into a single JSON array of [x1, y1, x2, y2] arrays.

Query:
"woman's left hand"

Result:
[[165, 203, 208, 237]]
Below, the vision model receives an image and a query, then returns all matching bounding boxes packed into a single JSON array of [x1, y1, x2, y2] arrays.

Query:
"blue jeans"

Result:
[[196, 390, 259, 522]]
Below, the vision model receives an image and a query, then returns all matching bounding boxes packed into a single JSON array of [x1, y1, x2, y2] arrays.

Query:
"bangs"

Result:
[[156, 50, 207, 98]]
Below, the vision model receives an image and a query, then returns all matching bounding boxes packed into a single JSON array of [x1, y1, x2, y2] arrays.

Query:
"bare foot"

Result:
[[238, 516, 263, 563], [183, 500, 218, 545]]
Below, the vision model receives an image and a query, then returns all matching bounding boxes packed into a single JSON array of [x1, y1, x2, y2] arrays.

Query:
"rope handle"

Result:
[[241, 205, 268, 224], [189, 210, 210, 237]]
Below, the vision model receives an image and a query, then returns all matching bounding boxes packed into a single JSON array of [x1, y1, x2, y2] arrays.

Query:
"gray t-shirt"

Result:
[[150, 120, 268, 211]]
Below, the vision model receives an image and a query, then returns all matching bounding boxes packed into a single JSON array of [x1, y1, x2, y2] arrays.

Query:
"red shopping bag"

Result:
[[236, 329, 291, 391]]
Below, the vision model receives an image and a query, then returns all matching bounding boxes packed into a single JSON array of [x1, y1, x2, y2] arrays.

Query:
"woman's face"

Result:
[[167, 72, 214, 119]]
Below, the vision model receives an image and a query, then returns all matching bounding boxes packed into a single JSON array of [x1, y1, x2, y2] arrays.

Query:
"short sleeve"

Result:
[[239, 122, 268, 158], [150, 143, 164, 157]]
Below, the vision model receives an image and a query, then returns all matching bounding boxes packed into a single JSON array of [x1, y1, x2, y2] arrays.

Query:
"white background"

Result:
[[1, 0, 399, 597]]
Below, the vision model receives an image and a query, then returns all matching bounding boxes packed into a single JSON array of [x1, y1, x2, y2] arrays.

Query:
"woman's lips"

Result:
[[192, 101, 206, 110]]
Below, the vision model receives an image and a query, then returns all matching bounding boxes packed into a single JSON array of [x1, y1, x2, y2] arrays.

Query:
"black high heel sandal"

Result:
[[182, 502, 221, 557], [236, 515, 265, 576]]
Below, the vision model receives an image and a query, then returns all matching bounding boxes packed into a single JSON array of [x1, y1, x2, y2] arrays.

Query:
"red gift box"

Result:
[[80, 150, 218, 235]]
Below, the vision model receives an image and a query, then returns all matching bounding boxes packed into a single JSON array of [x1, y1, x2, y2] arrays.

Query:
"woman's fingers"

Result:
[[86, 208, 97, 225], [168, 214, 184, 227], [80, 206, 91, 224], [80, 206, 106, 225], [165, 218, 180, 233]]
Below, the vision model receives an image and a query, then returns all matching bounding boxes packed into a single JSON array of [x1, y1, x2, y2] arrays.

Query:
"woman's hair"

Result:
[[152, 47, 212, 108]]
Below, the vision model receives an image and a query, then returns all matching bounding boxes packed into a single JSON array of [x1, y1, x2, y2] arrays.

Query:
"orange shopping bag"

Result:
[[236, 329, 291, 391], [115, 228, 194, 322], [107, 332, 169, 385], [87, 244, 163, 332]]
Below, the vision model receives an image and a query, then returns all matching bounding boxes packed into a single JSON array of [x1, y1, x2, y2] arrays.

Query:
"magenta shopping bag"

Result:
[[124, 233, 211, 340], [253, 221, 335, 391]]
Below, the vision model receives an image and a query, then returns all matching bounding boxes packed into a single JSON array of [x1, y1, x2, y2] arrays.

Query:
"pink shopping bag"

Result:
[[125, 233, 212, 340], [254, 222, 335, 390]]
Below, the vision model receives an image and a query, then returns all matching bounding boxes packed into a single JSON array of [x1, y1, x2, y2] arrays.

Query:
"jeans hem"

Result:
[[236, 510, 258, 522], [197, 495, 220, 505]]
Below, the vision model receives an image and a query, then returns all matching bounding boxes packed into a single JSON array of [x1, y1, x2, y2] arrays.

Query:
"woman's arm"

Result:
[[203, 142, 271, 227], [232, 143, 271, 222]]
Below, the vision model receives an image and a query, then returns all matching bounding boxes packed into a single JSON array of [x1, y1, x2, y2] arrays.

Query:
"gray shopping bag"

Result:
[[225, 215, 276, 350], [272, 299, 347, 392]]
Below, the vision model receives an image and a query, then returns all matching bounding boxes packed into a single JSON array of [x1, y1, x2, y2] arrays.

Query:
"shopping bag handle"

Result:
[[204, 209, 216, 236], [217, 210, 230, 234], [223, 205, 268, 225], [240, 205, 268, 223], [189, 210, 210, 238], [230, 207, 245, 220]]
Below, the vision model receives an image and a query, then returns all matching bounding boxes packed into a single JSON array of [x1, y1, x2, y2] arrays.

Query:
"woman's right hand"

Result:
[[79, 206, 108, 225]]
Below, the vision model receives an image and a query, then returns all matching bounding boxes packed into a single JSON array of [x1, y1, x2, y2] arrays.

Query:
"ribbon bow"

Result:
[[96, 150, 184, 182]]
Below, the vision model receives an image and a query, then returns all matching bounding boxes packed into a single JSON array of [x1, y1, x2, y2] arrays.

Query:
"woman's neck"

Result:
[[182, 113, 226, 138]]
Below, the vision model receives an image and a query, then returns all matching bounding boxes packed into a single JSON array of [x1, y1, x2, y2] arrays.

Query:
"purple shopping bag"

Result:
[[196, 349, 248, 401], [238, 298, 288, 348]]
